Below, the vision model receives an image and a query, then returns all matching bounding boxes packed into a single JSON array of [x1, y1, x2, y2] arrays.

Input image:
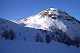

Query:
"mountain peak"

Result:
[[0, 8, 80, 48], [17, 8, 70, 32], [39, 8, 59, 17], [39, 8, 69, 18], [16, 8, 80, 35]]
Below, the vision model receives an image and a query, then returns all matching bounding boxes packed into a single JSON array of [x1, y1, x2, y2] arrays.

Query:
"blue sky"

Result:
[[0, 0, 80, 21]]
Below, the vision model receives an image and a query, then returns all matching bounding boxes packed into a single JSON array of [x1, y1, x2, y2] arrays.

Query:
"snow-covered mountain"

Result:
[[17, 8, 80, 36], [17, 8, 67, 32], [0, 18, 45, 41], [0, 8, 80, 53], [16, 8, 80, 47]]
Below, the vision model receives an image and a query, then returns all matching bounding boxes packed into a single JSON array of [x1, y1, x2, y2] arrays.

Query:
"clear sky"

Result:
[[0, 0, 80, 21]]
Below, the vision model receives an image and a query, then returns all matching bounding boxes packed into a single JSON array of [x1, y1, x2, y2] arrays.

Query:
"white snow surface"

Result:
[[17, 8, 80, 37], [0, 8, 80, 53], [17, 8, 67, 32]]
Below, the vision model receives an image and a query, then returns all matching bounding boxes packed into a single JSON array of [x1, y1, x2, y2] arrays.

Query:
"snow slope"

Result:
[[0, 8, 80, 53], [0, 40, 80, 53], [17, 8, 80, 37]]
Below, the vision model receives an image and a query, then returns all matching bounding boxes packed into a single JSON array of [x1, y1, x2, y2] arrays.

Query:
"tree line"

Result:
[[35, 29, 80, 48]]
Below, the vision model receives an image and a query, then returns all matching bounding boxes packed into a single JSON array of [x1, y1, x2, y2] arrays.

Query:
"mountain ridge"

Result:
[[0, 8, 80, 48]]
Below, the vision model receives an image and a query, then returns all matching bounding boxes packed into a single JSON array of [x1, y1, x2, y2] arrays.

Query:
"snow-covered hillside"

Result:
[[0, 8, 80, 53], [16, 8, 80, 47], [17, 8, 80, 37], [0, 18, 45, 41]]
